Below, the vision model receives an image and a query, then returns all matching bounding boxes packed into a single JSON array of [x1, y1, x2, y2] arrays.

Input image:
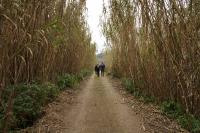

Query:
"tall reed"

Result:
[[103, 0, 200, 117], [0, 0, 95, 131]]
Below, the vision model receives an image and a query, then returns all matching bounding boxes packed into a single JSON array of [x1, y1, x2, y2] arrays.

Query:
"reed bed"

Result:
[[103, 0, 200, 118], [0, 0, 95, 131]]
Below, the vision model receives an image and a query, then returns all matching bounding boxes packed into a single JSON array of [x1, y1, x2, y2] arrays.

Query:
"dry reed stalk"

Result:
[[103, 0, 200, 117]]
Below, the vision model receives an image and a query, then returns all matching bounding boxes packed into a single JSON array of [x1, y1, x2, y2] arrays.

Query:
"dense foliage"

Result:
[[0, 0, 95, 85], [0, 0, 95, 131], [103, 0, 200, 132], [0, 70, 92, 131], [0, 83, 59, 130], [103, 0, 200, 115]]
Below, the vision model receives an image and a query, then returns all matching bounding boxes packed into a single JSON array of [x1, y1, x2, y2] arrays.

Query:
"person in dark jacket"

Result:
[[94, 64, 100, 77], [99, 62, 105, 77]]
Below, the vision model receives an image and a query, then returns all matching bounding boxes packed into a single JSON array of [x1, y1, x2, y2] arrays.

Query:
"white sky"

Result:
[[86, 0, 108, 54]]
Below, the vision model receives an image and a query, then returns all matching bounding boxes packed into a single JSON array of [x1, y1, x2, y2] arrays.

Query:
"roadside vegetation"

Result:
[[0, 0, 95, 132], [121, 78, 200, 132], [0, 70, 92, 131], [103, 0, 200, 132]]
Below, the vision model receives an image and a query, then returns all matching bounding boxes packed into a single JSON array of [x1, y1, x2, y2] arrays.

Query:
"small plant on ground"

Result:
[[178, 114, 200, 133], [142, 95, 156, 103], [122, 78, 134, 93], [57, 74, 78, 89], [121, 78, 141, 97], [160, 100, 183, 118], [76, 69, 92, 81], [161, 100, 200, 133]]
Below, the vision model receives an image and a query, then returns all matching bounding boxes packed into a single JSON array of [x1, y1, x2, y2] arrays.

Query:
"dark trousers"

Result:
[[96, 71, 99, 77], [101, 70, 104, 76]]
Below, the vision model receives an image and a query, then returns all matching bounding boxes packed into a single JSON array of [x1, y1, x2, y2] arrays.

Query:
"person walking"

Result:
[[99, 62, 105, 77], [94, 64, 100, 77]]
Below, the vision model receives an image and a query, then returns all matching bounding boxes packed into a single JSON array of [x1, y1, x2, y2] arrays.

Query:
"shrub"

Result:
[[160, 100, 183, 118], [57, 74, 78, 89], [41, 83, 60, 102], [76, 73, 84, 82], [57, 71, 92, 89], [142, 95, 156, 103], [0, 71, 90, 131], [122, 78, 134, 93], [80, 69, 92, 77], [121, 78, 141, 97], [178, 114, 200, 133], [76, 69, 92, 81], [0, 83, 59, 130], [160, 100, 200, 132]]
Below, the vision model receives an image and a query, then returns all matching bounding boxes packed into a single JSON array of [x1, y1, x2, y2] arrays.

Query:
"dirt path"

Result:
[[63, 74, 143, 133], [24, 74, 187, 133]]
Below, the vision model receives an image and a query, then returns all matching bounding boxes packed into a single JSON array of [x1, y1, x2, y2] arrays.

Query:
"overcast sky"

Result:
[[86, 0, 108, 54]]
